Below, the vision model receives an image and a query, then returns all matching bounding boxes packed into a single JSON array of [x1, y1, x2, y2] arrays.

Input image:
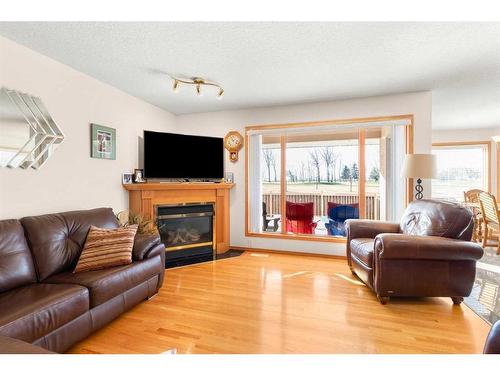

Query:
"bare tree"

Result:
[[309, 149, 321, 184], [320, 147, 334, 182], [271, 151, 278, 182], [262, 149, 274, 182], [332, 152, 340, 182], [299, 162, 306, 182], [307, 161, 313, 182]]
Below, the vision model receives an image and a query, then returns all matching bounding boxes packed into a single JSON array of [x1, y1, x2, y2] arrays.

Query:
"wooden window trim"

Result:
[[245, 114, 414, 243], [431, 140, 492, 193]]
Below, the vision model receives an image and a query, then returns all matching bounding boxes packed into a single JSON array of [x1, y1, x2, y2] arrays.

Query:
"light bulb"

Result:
[[217, 87, 224, 100], [172, 79, 179, 93], [196, 84, 202, 96]]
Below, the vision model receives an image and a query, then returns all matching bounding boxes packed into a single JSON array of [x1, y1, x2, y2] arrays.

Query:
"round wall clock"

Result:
[[224, 131, 244, 162]]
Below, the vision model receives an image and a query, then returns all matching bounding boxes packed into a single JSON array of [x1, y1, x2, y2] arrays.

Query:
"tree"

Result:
[[369, 166, 380, 182], [331, 152, 340, 182], [351, 163, 359, 181], [341, 165, 351, 181], [309, 149, 321, 184], [320, 147, 334, 182], [262, 149, 274, 182], [272, 155, 278, 182]]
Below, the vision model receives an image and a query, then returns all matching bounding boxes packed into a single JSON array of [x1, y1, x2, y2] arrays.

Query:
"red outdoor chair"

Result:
[[285, 201, 317, 234]]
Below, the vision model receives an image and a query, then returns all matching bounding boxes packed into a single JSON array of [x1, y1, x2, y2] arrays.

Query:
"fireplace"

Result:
[[156, 203, 215, 267]]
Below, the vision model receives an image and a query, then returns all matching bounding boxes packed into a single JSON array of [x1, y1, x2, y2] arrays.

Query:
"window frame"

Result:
[[245, 114, 414, 243], [431, 140, 492, 199]]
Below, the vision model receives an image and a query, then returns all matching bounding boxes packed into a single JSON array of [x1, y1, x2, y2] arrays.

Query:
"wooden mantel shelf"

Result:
[[123, 182, 235, 191], [123, 182, 234, 254]]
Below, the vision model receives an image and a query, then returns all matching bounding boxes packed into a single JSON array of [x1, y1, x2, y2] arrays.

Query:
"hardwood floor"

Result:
[[68, 251, 490, 354]]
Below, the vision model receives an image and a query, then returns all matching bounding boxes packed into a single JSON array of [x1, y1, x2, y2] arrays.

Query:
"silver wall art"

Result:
[[0, 87, 64, 169]]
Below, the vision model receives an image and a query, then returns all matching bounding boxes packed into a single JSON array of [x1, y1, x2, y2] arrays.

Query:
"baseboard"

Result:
[[231, 246, 346, 260]]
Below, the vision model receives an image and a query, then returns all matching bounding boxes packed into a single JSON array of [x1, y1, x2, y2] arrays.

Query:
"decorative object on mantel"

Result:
[[0, 87, 64, 169], [116, 210, 158, 235], [134, 168, 146, 183], [91, 123, 116, 160], [401, 153, 437, 200], [122, 172, 133, 184], [224, 172, 234, 183], [169, 75, 224, 99], [224, 131, 244, 162]]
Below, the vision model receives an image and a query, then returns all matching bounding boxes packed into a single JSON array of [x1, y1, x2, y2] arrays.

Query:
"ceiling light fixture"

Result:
[[169, 76, 224, 99]]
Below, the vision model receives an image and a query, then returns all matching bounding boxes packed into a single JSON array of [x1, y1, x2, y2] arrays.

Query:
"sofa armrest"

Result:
[[0, 335, 53, 354], [345, 220, 400, 268], [132, 233, 163, 260], [374, 233, 484, 261], [345, 220, 400, 240]]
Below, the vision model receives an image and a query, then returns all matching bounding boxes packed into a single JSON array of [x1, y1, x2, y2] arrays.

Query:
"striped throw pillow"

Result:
[[74, 225, 138, 273]]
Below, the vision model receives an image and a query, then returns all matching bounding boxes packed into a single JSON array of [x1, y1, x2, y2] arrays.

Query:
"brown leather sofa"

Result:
[[346, 199, 484, 304], [0, 208, 165, 353]]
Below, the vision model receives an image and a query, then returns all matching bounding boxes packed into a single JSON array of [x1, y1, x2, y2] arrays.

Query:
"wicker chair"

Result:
[[479, 191, 500, 254], [464, 189, 484, 242]]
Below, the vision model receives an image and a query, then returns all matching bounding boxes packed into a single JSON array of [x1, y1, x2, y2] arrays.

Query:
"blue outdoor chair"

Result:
[[325, 202, 359, 236]]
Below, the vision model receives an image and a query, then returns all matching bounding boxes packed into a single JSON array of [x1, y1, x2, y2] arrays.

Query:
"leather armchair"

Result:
[[346, 199, 484, 304], [484, 320, 500, 354]]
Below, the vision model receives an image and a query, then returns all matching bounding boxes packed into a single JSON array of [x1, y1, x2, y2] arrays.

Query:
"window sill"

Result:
[[245, 231, 347, 243]]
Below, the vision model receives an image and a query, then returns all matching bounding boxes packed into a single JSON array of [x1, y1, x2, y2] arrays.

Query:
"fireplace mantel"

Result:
[[123, 182, 234, 254]]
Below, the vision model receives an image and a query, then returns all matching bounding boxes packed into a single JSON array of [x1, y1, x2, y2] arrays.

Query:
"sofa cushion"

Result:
[[21, 208, 119, 281], [350, 238, 375, 267], [74, 225, 138, 273], [0, 219, 37, 293], [0, 284, 89, 343], [45, 256, 162, 308]]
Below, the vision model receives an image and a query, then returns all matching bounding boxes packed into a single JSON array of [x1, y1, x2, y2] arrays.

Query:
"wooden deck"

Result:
[[68, 251, 490, 354]]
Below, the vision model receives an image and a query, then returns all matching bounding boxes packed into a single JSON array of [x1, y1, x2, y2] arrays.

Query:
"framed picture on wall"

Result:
[[91, 123, 116, 160]]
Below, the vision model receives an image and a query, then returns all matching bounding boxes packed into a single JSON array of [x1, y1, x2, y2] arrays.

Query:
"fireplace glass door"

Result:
[[156, 204, 214, 251]]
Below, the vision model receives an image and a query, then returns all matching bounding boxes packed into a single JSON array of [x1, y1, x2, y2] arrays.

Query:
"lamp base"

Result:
[[415, 178, 423, 200]]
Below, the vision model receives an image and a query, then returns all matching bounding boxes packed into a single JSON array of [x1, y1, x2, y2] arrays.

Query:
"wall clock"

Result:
[[224, 131, 244, 162]]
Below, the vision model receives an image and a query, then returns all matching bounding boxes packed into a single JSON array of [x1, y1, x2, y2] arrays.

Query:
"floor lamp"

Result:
[[401, 154, 437, 200]]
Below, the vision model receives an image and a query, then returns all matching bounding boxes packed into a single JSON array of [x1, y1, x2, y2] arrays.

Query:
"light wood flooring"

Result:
[[68, 251, 490, 354]]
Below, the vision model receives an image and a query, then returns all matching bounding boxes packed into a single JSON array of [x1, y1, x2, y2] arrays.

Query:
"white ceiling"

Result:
[[0, 22, 499, 130]]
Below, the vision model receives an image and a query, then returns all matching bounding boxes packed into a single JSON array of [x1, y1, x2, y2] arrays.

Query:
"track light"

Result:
[[217, 87, 224, 99], [169, 75, 223, 99]]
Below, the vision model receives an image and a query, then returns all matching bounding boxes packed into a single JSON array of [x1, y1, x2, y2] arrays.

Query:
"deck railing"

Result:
[[263, 192, 381, 220]]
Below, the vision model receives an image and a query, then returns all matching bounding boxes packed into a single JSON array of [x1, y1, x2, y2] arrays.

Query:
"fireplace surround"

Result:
[[123, 182, 235, 265]]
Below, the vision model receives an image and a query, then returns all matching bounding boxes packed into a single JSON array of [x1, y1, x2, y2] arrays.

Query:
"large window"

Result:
[[246, 116, 413, 241], [432, 142, 491, 202]]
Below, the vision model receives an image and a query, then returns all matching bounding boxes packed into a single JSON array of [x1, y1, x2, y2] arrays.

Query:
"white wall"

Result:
[[0, 36, 177, 219], [432, 127, 500, 196], [176, 92, 433, 255]]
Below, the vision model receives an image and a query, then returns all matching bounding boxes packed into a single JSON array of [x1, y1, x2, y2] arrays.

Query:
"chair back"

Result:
[[464, 189, 483, 204], [400, 199, 474, 240], [286, 201, 314, 220], [327, 202, 359, 223], [479, 192, 500, 226]]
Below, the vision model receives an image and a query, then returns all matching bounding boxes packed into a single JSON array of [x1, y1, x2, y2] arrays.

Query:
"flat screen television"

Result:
[[143, 130, 224, 180]]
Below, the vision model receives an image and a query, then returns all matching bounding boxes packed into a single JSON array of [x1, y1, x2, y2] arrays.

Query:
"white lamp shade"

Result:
[[401, 154, 437, 179]]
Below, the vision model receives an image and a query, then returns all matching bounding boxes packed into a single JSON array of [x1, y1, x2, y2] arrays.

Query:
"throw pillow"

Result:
[[74, 225, 138, 273]]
